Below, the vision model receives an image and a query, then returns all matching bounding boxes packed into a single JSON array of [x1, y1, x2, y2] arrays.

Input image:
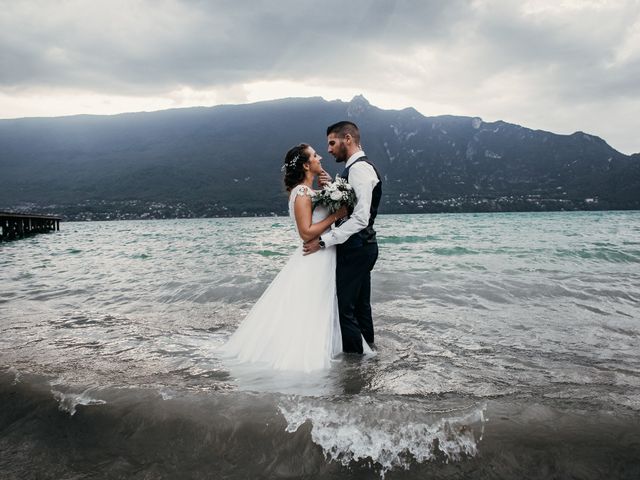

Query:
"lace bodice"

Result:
[[288, 184, 330, 239]]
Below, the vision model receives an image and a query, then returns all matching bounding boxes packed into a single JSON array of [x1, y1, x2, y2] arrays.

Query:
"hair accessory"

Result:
[[282, 153, 301, 172]]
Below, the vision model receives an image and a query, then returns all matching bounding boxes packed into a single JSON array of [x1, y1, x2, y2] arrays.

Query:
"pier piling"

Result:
[[0, 212, 61, 242]]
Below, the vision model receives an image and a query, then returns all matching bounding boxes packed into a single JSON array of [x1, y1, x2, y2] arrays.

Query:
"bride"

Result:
[[220, 143, 349, 372]]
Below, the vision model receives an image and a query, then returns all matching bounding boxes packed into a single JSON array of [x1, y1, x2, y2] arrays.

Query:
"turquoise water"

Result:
[[1, 211, 639, 478]]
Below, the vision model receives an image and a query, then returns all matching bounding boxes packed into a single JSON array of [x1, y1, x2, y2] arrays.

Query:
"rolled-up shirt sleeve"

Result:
[[322, 162, 379, 248]]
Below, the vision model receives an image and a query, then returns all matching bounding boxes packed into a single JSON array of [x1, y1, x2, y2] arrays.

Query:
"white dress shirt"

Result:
[[323, 150, 380, 248]]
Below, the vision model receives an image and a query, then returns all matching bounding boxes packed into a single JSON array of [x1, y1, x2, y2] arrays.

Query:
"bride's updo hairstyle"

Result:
[[283, 143, 311, 192]]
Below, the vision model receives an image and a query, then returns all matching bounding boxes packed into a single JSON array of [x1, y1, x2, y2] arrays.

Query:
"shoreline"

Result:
[[2, 370, 639, 479]]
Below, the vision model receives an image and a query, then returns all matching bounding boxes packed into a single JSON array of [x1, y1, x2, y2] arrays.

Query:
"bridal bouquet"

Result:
[[313, 176, 357, 213]]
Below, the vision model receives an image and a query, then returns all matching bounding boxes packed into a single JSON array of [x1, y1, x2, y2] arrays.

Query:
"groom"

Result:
[[303, 121, 382, 354]]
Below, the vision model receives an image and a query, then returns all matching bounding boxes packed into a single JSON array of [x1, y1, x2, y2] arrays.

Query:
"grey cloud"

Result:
[[0, 0, 473, 93], [0, 0, 638, 153], [468, 2, 640, 102]]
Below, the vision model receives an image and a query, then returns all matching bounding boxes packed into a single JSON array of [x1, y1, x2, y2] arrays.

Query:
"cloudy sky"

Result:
[[1, 0, 639, 154]]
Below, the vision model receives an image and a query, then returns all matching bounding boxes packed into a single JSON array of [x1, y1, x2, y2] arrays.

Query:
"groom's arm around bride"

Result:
[[304, 121, 382, 354]]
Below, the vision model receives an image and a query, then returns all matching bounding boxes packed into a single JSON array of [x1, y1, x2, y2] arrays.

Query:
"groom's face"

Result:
[[327, 133, 349, 163]]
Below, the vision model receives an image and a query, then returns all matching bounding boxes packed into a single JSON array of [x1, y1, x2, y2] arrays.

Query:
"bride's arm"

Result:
[[293, 194, 346, 243]]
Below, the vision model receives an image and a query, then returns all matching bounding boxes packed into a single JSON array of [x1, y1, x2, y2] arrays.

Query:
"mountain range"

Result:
[[1, 95, 638, 220]]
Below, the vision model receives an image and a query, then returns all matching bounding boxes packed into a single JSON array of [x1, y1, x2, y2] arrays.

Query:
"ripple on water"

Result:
[[378, 235, 438, 244], [555, 247, 640, 263], [0, 212, 639, 413], [256, 250, 287, 257], [431, 246, 479, 256]]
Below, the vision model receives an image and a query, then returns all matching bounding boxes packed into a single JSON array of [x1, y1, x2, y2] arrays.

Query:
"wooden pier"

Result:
[[0, 212, 61, 242]]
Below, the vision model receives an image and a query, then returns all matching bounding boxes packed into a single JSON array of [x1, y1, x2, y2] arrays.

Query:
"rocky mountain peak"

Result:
[[347, 94, 371, 118]]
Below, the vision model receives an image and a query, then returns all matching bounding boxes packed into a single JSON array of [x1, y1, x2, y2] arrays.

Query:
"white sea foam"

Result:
[[159, 387, 176, 400], [279, 397, 486, 475], [8, 367, 22, 384], [51, 388, 107, 416]]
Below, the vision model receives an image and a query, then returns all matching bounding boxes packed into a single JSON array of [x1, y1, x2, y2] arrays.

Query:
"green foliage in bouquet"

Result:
[[313, 176, 357, 214]]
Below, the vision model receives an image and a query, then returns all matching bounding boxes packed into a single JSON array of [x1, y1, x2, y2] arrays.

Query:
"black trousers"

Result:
[[336, 242, 379, 354]]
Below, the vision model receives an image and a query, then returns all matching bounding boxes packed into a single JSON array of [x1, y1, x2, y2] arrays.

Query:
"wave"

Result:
[[431, 246, 479, 256], [279, 396, 486, 475], [256, 249, 288, 257], [379, 235, 440, 245], [2, 371, 639, 479], [554, 247, 640, 263], [51, 386, 107, 416]]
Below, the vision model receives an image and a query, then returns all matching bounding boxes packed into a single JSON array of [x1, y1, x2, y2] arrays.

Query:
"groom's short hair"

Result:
[[327, 121, 360, 143]]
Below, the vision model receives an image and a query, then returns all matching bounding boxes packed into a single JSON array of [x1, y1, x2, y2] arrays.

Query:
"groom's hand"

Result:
[[303, 238, 321, 256]]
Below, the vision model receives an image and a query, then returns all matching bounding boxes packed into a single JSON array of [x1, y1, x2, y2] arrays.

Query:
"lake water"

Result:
[[1, 211, 639, 479]]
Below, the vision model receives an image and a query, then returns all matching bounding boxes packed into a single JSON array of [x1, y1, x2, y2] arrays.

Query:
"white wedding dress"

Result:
[[220, 184, 344, 372]]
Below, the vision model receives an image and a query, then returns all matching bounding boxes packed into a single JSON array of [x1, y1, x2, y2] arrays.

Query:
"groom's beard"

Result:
[[334, 143, 349, 163]]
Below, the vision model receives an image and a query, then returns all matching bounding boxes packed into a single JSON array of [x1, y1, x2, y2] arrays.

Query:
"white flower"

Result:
[[330, 190, 343, 201]]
